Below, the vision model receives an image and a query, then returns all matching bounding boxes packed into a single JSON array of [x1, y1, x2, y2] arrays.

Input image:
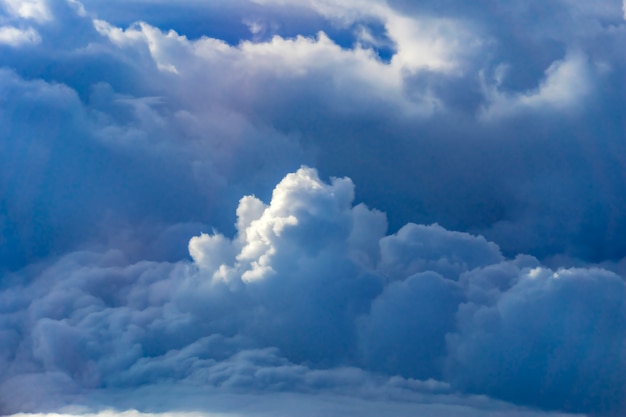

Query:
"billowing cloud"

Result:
[[448, 265, 626, 413], [2, 1, 626, 416], [1, 166, 624, 416]]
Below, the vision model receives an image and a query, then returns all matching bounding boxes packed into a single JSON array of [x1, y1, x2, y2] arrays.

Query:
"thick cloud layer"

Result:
[[2, 0, 626, 416], [0, 167, 624, 416], [1, 0, 625, 268]]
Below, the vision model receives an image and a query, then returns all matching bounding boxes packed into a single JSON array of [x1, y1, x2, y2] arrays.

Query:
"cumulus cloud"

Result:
[[448, 265, 626, 413], [1, 167, 625, 416], [2, 1, 626, 416], [90, 17, 434, 116]]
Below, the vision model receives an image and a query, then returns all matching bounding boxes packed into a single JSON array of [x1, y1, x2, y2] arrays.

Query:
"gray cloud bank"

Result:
[[2, 0, 626, 416]]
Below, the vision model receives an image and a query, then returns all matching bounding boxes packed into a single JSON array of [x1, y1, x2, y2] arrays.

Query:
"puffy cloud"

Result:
[[357, 271, 463, 379], [3, 1, 626, 416], [2, 167, 626, 416], [0, 26, 40, 46], [448, 266, 626, 413], [186, 167, 384, 363], [378, 223, 504, 280], [90, 17, 434, 116]]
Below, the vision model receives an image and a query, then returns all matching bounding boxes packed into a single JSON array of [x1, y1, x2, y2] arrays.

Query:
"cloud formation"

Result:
[[2, 0, 626, 267], [2, 0, 626, 416], [1, 166, 624, 416]]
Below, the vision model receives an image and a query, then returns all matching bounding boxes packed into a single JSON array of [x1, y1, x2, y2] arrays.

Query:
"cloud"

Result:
[[448, 265, 626, 413], [480, 51, 594, 119], [1, 166, 625, 416], [1, 0, 51, 22], [91, 17, 434, 116], [357, 271, 463, 380], [378, 223, 504, 280], [2, 1, 626, 416], [2, 0, 626, 266], [4, 390, 584, 417], [0, 26, 40, 46], [252, 0, 483, 74]]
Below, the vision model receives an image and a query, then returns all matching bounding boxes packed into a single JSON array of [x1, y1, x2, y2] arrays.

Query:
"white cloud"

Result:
[[93, 19, 438, 117], [386, 14, 481, 74], [0, 25, 40, 46], [190, 167, 370, 284], [1, 0, 51, 22], [480, 52, 593, 119], [251, 0, 482, 74]]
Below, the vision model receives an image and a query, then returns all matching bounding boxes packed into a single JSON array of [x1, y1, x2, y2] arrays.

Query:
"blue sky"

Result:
[[1, 0, 626, 416]]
